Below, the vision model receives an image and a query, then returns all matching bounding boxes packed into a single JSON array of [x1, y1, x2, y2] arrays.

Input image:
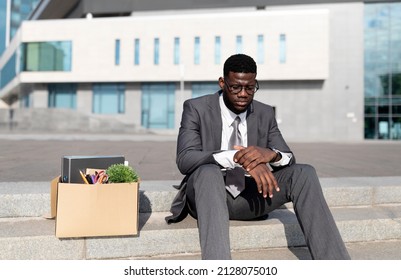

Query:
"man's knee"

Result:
[[188, 164, 224, 191], [193, 164, 222, 178], [286, 163, 317, 177], [289, 164, 322, 193], [297, 164, 317, 177], [280, 164, 320, 188], [187, 164, 226, 216]]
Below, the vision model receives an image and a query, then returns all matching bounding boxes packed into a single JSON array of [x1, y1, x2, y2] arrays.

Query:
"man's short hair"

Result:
[[223, 54, 257, 77]]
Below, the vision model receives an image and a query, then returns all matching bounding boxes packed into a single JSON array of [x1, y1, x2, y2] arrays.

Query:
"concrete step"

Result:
[[1, 177, 401, 218], [1, 205, 401, 260], [129, 239, 401, 260]]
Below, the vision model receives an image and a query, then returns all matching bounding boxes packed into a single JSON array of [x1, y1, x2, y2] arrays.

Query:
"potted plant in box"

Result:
[[106, 164, 139, 183]]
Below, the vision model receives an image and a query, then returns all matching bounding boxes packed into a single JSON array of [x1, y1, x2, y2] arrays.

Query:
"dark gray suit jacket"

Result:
[[166, 91, 294, 223]]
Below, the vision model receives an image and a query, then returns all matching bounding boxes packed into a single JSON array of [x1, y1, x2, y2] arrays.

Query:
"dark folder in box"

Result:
[[61, 155, 125, 183]]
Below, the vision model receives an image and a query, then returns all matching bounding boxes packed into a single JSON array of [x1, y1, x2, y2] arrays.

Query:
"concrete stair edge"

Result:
[[1, 205, 401, 260], [1, 177, 401, 218]]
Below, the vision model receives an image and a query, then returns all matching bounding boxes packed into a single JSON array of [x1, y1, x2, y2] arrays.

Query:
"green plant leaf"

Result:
[[106, 164, 139, 183]]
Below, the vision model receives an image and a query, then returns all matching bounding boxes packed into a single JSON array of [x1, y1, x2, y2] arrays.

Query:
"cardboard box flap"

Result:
[[44, 176, 60, 219]]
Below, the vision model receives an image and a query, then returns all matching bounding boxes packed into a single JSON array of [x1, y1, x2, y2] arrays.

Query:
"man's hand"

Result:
[[233, 145, 278, 172], [247, 163, 279, 198], [233, 146, 280, 198]]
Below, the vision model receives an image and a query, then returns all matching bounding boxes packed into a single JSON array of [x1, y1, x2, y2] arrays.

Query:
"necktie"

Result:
[[228, 116, 242, 149], [225, 116, 245, 198]]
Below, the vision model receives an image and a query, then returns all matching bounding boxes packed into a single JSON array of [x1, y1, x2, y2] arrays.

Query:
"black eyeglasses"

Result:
[[224, 79, 259, 95]]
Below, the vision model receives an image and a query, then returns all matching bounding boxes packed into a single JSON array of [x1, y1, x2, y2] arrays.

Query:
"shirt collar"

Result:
[[219, 95, 247, 126]]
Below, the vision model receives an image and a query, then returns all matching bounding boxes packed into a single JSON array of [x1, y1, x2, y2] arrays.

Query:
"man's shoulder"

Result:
[[251, 99, 275, 113], [184, 91, 220, 108], [186, 92, 219, 103]]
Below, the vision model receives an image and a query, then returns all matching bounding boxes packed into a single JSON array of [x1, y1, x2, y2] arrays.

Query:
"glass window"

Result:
[[9, 0, 40, 41], [257, 34, 264, 64], [192, 82, 219, 98], [279, 34, 286, 63], [392, 117, 401, 139], [115, 39, 120, 65], [215, 36, 221, 65], [92, 83, 125, 114], [194, 37, 200, 65], [365, 103, 376, 115], [0, 0, 6, 55], [141, 83, 175, 129], [154, 38, 160, 65], [393, 105, 401, 115], [364, 117, 376, 139], [364, 2, 401, 140], [134, 38, 140, 65], [48, 83, 77, 109], [21, 41, 72, 71], [20, 93, 31, 108], [174, 37, 180, 65], [236, 35, 243, 54], [0, 53, 17, 89], [391, 73, 401, 96], [378, 118, 390, 139]]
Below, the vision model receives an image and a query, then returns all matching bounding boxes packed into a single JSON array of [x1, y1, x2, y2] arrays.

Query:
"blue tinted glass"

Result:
[[257, 34, 264, 64], [9, 0, 40, 41], [22, 41, 72, 71], [0, 0, 6, 55], [58, 41, 72, 71], [364, 2, 401, 140], [279, 34, 286, 63], [115, 39, 120, 65], [21, 93, 31, 108], [141, 83, 175, 129], [92, 83, 125, 114], [391, 5, 401, 77], [134, 38, 140, 65], [194, 37, 200, 65], [174, 37, 180, 65], [215, 36, 221, 64], [48, 83, 77, 109], [236, 35, 242, 54], [154, 38, 160, 65], [0, 52, 17, 89]]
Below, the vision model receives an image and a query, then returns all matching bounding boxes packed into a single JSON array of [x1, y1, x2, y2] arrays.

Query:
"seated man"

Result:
[[166, 53, 350, 260]]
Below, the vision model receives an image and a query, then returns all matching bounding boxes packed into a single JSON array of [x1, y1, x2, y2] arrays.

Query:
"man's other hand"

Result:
[[233, 145, 277, 172], [247, 163, 280, 198]]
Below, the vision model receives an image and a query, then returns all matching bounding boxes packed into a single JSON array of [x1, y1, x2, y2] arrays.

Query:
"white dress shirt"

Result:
[[213, 95, 292, 169]]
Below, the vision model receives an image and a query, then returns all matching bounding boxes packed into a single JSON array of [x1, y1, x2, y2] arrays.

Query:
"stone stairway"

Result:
[[1, 177, 401, 259]]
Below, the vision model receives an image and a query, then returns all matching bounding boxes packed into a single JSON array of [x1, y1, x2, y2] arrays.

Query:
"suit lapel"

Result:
[[205, 93, 260, 149], [206, 92, 222, 150], [246, 102, 258, 147]]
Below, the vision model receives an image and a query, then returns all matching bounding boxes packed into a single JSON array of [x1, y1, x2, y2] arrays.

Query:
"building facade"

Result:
[[0, 0, 400, 141]]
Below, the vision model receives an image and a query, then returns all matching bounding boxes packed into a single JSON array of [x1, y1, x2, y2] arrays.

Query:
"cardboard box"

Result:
[[50, 177, 139, 238]]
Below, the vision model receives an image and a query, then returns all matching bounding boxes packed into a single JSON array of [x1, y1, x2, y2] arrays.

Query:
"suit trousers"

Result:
[[185, 163, 351, 260]]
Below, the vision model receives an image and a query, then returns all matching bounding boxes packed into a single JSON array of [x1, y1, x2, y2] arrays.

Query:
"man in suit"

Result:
[[166, 54, 350, 260]]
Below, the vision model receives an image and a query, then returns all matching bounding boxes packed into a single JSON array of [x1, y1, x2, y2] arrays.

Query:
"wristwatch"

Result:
[[270, 148, 281, 162]]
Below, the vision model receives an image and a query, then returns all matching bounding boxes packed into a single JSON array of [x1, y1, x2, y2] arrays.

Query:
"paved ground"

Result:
[[1, 133, 401, 262], [0, 133, 401, 181]]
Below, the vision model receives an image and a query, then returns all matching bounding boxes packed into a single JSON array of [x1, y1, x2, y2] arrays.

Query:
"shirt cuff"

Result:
[[270, 151, 292, 167], [213, 150, 240, 169]]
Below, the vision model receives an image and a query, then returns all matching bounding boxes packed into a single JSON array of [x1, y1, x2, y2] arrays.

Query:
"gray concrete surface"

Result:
[[1, 133, 401, 181], [1, 133, 401, 260], [2, 205, 401, 260], [2, 177, 401, 217], [136, 239, 401, 260]]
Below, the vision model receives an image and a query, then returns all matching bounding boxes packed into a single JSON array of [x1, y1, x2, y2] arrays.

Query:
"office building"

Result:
[[0, 0, 400, 141]]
